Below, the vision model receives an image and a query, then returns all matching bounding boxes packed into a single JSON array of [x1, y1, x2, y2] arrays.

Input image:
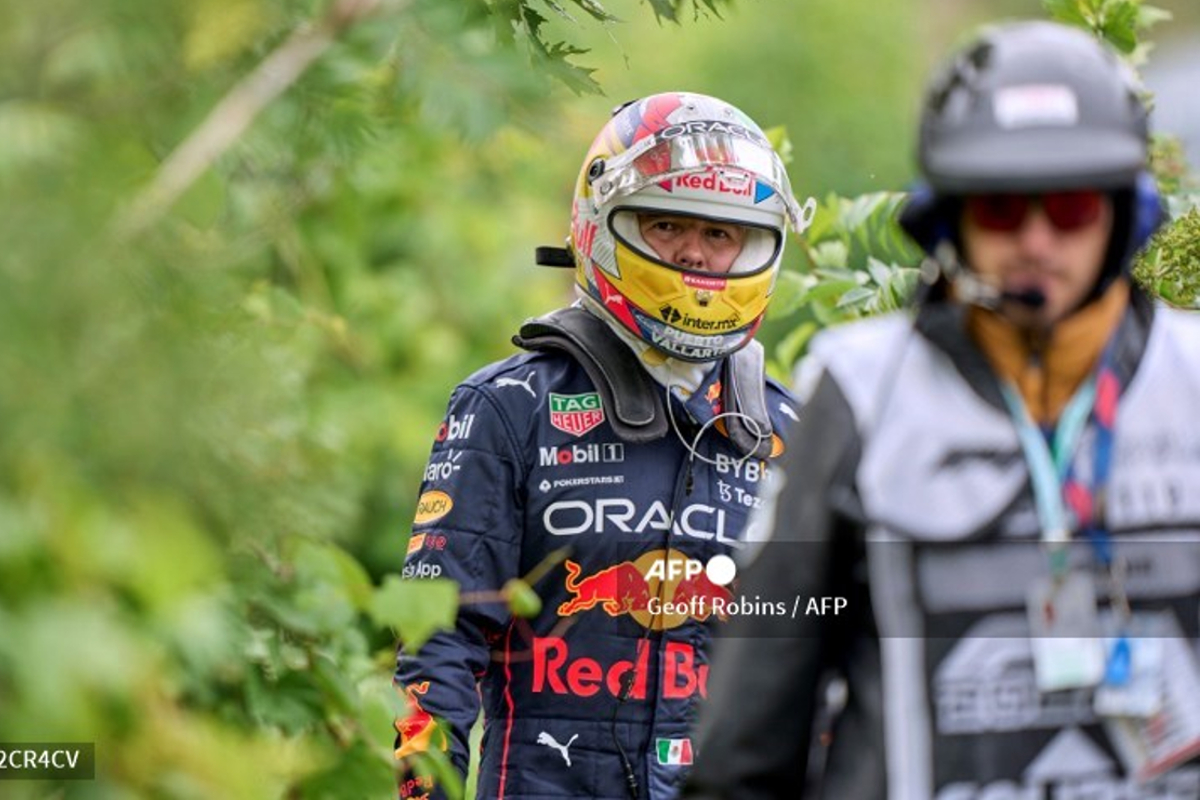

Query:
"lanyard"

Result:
[[1001, 377, 1096, 576], [1001, 349, 1133, 681], [999, 345, 1121, 571]]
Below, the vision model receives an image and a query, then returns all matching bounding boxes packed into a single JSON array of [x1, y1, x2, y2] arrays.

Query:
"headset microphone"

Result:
[[929, 244, 1046, 312], [1001, 288, 1046, 309]]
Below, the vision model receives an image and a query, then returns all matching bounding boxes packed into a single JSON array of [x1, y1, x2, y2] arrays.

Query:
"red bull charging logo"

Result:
[[557, 549, 735, 631], [394, 681, 448, 760]]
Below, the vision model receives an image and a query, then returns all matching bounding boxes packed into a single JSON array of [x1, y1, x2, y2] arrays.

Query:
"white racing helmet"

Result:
[[569, 92, 815, 362]]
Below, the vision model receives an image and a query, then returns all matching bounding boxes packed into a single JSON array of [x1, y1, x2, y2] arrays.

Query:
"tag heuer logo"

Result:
[[548, 392, 605, 436]]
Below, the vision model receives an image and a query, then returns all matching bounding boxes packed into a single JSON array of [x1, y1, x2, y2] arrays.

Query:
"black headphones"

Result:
[[899, 174, 1163, 257]]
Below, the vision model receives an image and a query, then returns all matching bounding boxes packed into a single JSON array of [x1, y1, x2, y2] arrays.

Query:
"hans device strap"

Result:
[[515, 306, 666, 443], [513, 306, 775, 457], [722, 340, 776, 459]]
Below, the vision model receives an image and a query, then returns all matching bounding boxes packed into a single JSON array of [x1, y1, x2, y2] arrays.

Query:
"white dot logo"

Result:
[[705, 554, 737, 586]]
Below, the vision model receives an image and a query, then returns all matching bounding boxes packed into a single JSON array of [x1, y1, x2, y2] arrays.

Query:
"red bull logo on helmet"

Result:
[[557, 549, 735, 631], [668, 171, 753, 198]]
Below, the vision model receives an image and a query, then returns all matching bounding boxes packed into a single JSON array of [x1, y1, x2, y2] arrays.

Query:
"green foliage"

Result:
[[370, 577, 460, 650], [765, 192, 924, 379], [1133, 202, 1200, 307], [762, 0, 1200, 378], [3, 0, 1197, 797], [503, 578, 545, 618], [1042, 0, 1171, 60], [1131, 134, 1200, 305], [0, 0, 693, 797], [642, 0, 733, 22], [559, 0, 924, 198]]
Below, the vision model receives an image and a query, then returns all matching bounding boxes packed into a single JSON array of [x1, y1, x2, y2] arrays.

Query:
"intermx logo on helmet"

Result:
[[658, 304, 739, 331]]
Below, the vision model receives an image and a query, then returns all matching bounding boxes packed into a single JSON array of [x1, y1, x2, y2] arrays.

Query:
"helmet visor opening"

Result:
[[610, 208, 782, 276]]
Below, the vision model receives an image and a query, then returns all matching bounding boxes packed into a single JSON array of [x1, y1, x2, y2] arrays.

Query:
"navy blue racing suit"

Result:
[[395, 329, 796, 800]]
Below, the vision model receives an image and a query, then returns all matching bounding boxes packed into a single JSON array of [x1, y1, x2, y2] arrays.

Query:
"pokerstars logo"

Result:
[[538, 443, 625, 468]]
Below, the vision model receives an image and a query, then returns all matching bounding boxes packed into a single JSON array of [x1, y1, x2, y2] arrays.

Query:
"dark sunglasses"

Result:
[[964, 190, 1106, 233]]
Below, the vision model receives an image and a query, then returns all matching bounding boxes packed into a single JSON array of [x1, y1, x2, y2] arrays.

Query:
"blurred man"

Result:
[[395, 92, 814, 799], [683, 21, 1200, 800]]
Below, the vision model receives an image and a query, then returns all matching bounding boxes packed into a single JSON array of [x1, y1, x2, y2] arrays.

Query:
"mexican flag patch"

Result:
[[548, 392, 605, 436], [656, 738, 693, 766]]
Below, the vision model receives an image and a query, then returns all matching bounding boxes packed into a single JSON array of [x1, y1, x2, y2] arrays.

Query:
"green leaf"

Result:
[[503, 578, 542, 618], [810, 241, 849, 271], [369, 576, 459, 650], [836, 286, 877, 309], [0, 101, 85, 175], [773, 322, 818, 374], [767, 270, 808, 319], [865, 256, 894, 288], [290, 538, 375, 612], [1042, 0, 1088, 26], [311, 654, 360, 717], [1138, 4, 1173, 29], [801, 194, 844, 245], [1099, 1, 1139, 53], [295, 739, 395, 800], [804, 278, 860, 305], [644, 0, 679, 22], [245, 667, 326, 732], [568, 0, 621, 23], [763, 125, 793, 166]]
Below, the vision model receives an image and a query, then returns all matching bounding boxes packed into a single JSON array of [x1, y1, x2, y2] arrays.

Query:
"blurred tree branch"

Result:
[[117, 0, 393, 238]]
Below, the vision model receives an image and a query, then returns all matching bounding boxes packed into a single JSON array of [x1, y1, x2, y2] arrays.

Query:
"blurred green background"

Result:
[[1, 0, 1197, 796]]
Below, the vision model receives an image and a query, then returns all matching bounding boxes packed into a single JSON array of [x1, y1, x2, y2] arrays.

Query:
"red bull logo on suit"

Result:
[[557, 549, 734, 631]]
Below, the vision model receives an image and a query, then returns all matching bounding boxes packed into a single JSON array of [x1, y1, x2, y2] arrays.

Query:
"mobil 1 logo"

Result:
[[539, 443, 625, 468]]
